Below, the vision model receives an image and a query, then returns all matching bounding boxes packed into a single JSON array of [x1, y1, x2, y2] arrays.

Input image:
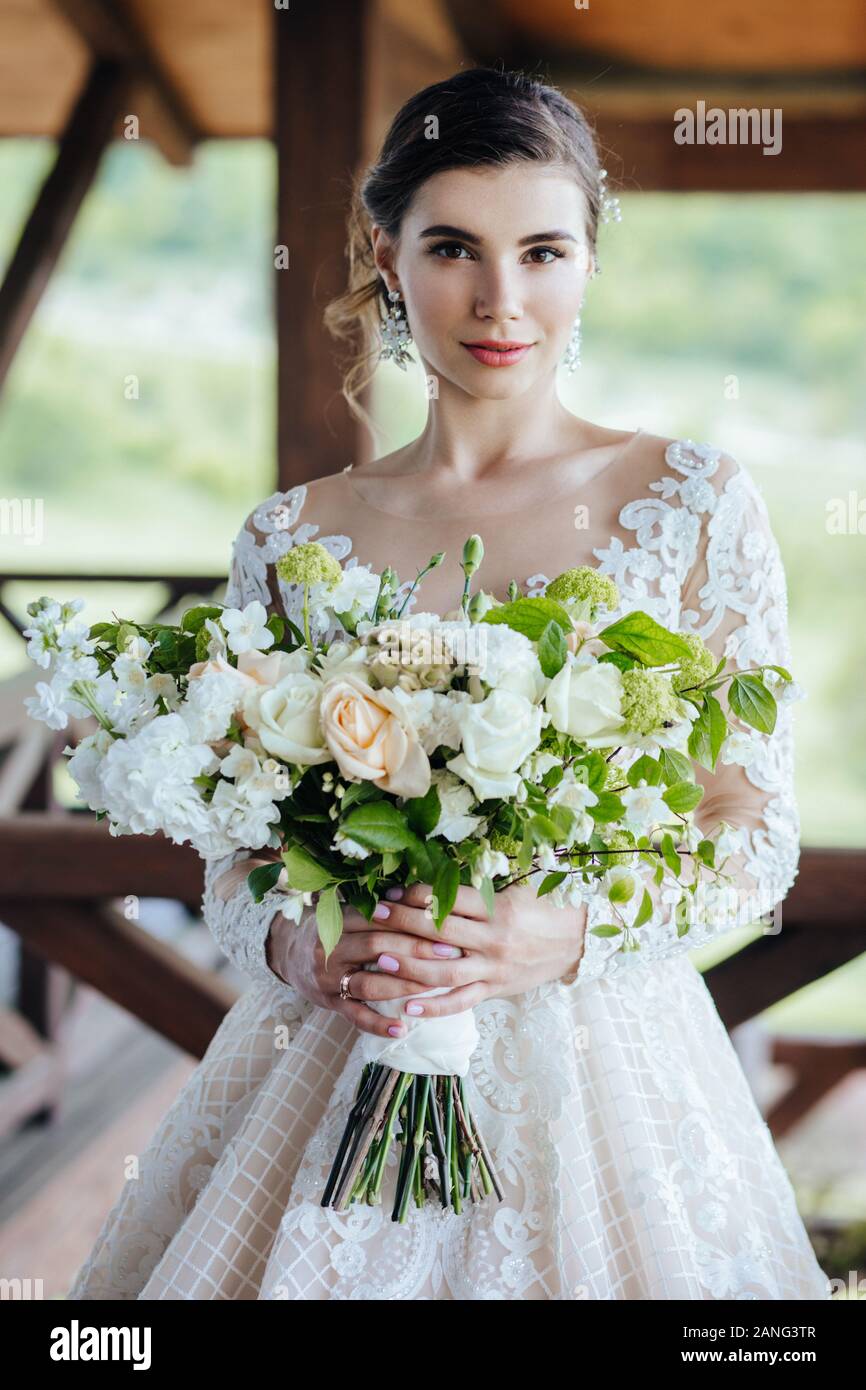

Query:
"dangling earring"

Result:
[[562, 314, 582, 374], [379, 287, 414, 370]]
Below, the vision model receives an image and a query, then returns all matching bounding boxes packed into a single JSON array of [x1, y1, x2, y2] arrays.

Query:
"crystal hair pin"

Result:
[[598, 168, 622, 225]]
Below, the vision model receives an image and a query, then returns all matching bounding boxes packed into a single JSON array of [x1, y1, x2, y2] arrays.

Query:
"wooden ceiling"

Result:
[[2, 0, 863, 148]]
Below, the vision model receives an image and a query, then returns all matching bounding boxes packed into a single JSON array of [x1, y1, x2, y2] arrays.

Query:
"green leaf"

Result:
[[597, 650, 640, 672], [431, 858, 460, 929], [266, 613, 285, 644], [339, 780, 380, 811], [590, 924, 622, 938], [181, 604, 223, 634], [633, 887, 654, 928], [481, 596, 574, 640], [608, 874, 635, 904], [529, 812, 562, 843], [696, 838, 716, 868], [538, 870, 567, 897], [340, 800, 415, 851], [598, 611, 693, 666], [537, 620, 568, 678], [674, 894, 691, 938], [247, 861, 283, 902], [316, 886, 344, 962], [658, 748, 693, 786], [281, 845, 335, 893], [403, 784, 442, 837], [660, 832, 682, 877], [662, 781, 704, 815], [518, 822, 534, 873], [688, 693, 728, 771], [627, 754, 663, 787], [589, 791, 625, 824], [381, 849, 402, 876], [765, 663, 792, 682], [729, 674, 777, 735], [478, 875, 496, 919]]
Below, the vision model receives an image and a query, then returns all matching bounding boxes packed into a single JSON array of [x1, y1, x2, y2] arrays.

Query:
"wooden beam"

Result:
[[0, 898, 236, 1060], [0, 814, 206, 903], [0, 58, 130, 395], [273, 0, 372, 489], [51, 0, 202, 164], [591, 113, 866, 193]]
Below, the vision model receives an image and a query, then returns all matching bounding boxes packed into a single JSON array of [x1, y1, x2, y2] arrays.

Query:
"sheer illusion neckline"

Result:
[[342, 427, 646, 522]]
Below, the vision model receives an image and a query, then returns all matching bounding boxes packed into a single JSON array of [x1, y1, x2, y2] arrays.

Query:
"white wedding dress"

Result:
[[68, 433, 832, 1300]]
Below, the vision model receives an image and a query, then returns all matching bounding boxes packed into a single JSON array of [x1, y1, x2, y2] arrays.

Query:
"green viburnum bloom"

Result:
[[598, 829, 637, 867], [488, 829, 521, 862], [620, 668, 681, 736], [672, 632, 716, 693], [546, 565, 619, 613], [194, 626, 212, 662], [276, 542, 342, 589]]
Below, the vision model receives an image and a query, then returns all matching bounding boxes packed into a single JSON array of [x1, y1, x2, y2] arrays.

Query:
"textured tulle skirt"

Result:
[[68, 947, 832, 1300]]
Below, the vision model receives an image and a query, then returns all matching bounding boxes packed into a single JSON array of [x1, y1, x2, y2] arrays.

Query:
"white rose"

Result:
[[446, 688, 542, 802], [242, 671, 331, 766], [544, 655, 625, 746]]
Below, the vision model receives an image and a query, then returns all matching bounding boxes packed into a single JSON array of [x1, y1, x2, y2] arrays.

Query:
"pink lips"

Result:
[[461, 340, 534, 367]]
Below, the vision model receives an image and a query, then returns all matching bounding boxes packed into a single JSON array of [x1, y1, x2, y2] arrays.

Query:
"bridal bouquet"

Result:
[[22, 534, 797, 1222]]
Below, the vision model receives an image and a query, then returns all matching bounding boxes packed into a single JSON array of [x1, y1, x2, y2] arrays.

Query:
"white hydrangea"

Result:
[[181, 667, 248, 742], [429, 769, 483, 842], [98, 713, 221, 840]]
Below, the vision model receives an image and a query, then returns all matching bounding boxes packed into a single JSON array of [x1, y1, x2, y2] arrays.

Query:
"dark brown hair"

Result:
[[323, 65, 607, 432]]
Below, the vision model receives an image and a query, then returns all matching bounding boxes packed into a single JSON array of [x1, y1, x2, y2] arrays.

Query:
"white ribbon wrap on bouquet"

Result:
[[356, 963, 479, 1077]]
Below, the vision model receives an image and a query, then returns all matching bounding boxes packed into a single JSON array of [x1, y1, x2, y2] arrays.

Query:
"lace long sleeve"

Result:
[[566, 450, 801, 988], [199, 510, 296, 990]]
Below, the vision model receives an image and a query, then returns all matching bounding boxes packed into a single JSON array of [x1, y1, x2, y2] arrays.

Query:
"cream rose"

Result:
[[446, 687, 542, 802], [242, 669, 331, 765], [319, 673, 431, 798], [544, 655, 625, 746], [188, 646, 307, 688]]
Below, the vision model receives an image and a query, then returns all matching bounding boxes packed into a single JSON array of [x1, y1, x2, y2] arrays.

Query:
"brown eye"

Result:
[[524, 247, 564, 264], [429, 242, 472, 260]]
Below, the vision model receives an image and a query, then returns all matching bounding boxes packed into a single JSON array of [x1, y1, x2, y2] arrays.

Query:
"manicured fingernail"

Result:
[[405, 1002, 424, 1015], [387, 1025, 405, 1037], [373, 903, 390, 920], [433, 943, 460, 957], [385, 886, 404, 900], [378, 954, 399, 972]]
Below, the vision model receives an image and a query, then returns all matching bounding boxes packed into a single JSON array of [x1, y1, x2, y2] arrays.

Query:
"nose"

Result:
[[473, 261, 523, 324]]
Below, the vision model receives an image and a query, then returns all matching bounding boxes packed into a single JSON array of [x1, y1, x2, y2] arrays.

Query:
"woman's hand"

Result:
[[265, 897, 445, 1041], [332, 879, 588, 1022]]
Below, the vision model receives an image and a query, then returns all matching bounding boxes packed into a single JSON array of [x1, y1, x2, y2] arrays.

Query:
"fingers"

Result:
[[336, 997, 412, 1041], [336, 966, 433, 1005], [395, 881, 492, 922], [345, 896, 489, 950], [335, 928, 465, 965], [389, 981, 487, 1019]]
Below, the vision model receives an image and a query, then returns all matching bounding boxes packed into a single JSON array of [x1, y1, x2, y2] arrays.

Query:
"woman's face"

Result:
[[372, 162, 594, 400]]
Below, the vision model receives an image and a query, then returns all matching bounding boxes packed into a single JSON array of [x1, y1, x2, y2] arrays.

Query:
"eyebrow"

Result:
[[418, 224, 578, 247]]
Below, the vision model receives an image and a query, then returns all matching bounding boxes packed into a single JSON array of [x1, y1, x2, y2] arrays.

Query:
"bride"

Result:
[[69, 66, 831, 1300]]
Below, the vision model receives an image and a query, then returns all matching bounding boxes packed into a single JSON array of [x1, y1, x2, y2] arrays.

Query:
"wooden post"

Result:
[[0, 59, 130, 395], [273, 0, 373, 491]]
